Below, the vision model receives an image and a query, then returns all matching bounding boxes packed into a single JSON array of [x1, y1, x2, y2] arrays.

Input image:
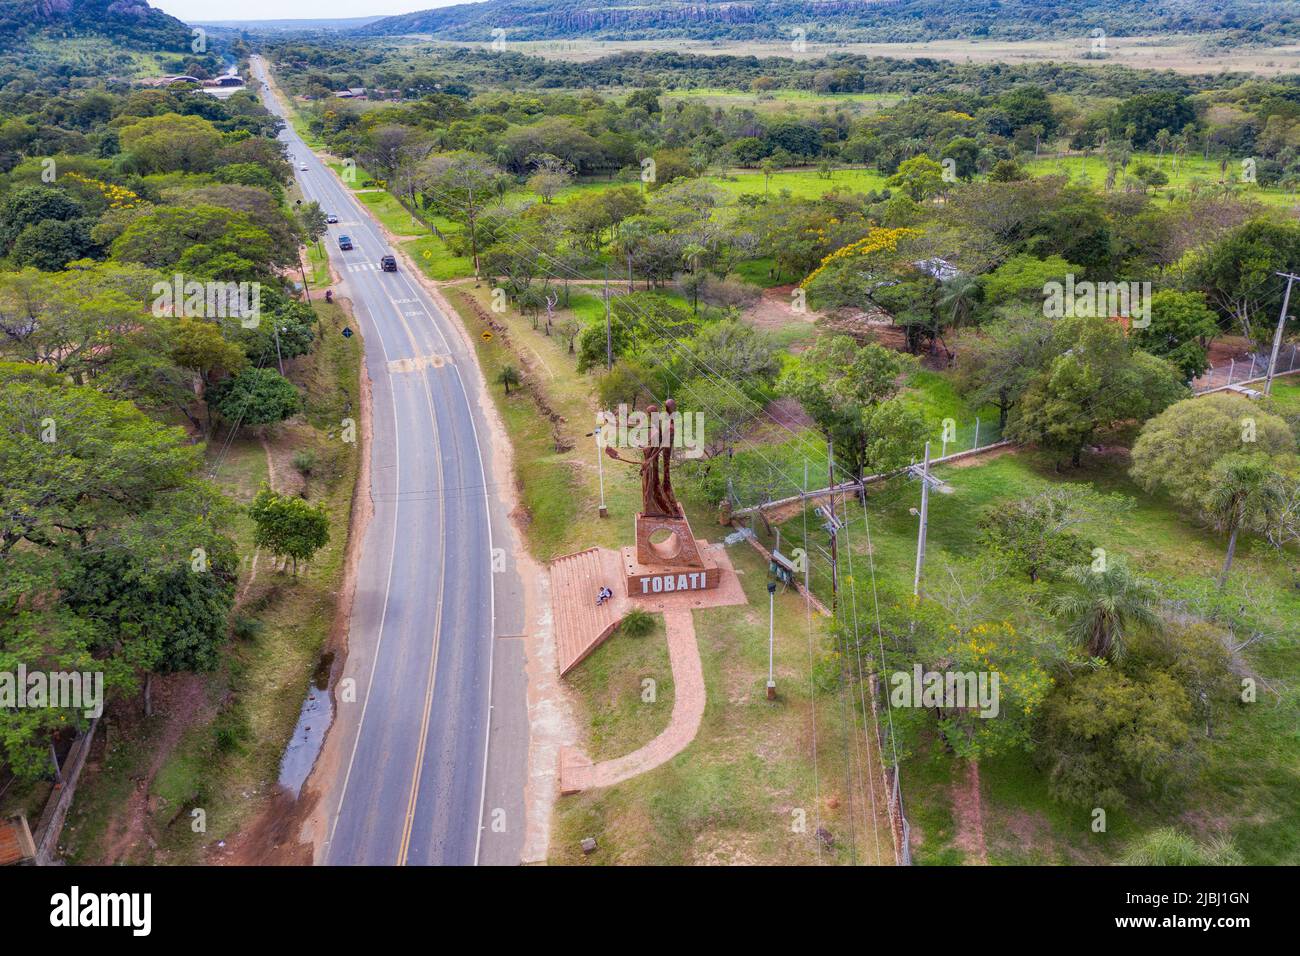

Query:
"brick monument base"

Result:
[[622, 510, 720, 597]]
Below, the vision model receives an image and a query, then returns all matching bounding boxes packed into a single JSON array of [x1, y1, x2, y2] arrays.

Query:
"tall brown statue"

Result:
[[605, 399, 681, 518]]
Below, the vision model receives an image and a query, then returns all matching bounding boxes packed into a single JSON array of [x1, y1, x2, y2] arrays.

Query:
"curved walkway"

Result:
[[558, 543, 747, 794], [560, 608, 703, 792]]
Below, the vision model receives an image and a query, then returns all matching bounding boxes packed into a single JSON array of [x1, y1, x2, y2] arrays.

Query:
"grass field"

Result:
[[1026, 150, 1300, 209]]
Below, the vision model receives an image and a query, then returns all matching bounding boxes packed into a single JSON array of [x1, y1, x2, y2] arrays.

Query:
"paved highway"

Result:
[[252, 58, 529, 866]]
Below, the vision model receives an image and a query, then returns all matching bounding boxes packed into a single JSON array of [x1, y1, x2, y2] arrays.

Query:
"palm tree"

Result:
[[1171, 133, 1188, 176], [1052, 560, 1159, 661], [496, 365, 521, 395], [938, 273, 980, 330], [1154, 128, 1172, 165], [1204, 453, 1282, 589]]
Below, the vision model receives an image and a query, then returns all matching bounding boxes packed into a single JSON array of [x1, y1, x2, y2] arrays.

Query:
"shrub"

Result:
[[618, 607, 656, 637]]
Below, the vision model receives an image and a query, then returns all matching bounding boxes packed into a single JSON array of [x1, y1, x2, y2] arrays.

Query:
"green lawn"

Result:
[[563, 614, 676, 763], [710, 166, 888, 201]]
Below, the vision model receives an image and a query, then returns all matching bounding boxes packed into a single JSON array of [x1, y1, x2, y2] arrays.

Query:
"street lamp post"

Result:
[[595, 425, 608, 518], [766, 581, 777, 700], [913, 441, 931, 599]]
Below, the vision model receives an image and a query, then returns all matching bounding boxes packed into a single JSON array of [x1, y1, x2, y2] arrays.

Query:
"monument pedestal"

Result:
[[623, 510, 720, 597]]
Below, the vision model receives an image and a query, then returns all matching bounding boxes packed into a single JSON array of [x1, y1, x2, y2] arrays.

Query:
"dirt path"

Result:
[[743, 283, 822, 332], [951, 759, 989, 865], [98, 673, 217, 864]]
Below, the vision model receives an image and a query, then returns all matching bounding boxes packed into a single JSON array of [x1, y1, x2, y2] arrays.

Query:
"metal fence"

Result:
[[1192, 343, 1300, 394]]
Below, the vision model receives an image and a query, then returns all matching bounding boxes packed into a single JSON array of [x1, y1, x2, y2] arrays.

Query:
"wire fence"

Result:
[[1192, 342, 1300, 394]]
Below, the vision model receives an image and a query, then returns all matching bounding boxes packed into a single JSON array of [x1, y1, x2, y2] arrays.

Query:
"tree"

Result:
[[1203, 453, 1285, 588], [940, 137, 980, 181], [1129, 290, 1219, 381], [416, 151, 506, 273], [12, 218, 97, 271], [981, 254, 1079, 308], [63, 547, 236, 675], [206, 367, 300, 427], [497, 365, 521, 395], [1111, 92, 1195, 149], [1040, 667, 1193, 807], [117, 112, 223, 174], [1189, 218, 1300, 344], [952, 311, 1059, 429], [0, 364, 234, 758], [1130, 394, 1295, 512], [557, 317, 581, 355], [297, 200, 329, 252], [625, 88, 662, 114], [526, 153, 575, 204], [249, 485, 330, 574], [1051, 560, 1160, 661], [1008, 316, 1186, 468], [886, 610, 1054, 760], [688, 319, 779, 391], [886, 154, 946, 201], [778, 335, 919, 481], [979, 488, 1110, 583], [0, 185, 84, 252], [111, 205, 289, 279], [171, 318, 249, 390], [988, 159, 1028, 182]]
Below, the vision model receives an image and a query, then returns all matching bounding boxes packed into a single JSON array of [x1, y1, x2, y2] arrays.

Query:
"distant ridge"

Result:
[[354, 0, 1300, 45]]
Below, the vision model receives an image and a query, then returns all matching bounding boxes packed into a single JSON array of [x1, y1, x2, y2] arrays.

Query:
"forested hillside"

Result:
[[358, 0, 1300, 45], [0, 0, 221, 87]]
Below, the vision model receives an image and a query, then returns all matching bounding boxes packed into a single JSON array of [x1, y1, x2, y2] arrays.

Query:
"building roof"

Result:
[[0, 815, 36, 866]]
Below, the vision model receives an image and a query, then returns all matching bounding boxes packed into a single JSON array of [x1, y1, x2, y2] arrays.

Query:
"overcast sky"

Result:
[[154, 0, 468, 24]]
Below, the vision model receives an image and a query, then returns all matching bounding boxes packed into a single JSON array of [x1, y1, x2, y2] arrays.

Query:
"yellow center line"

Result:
[[378, 279, 450, 867]]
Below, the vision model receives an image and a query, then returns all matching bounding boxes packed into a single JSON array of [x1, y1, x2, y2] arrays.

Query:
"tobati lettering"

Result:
[[639, 572, 707, 594]]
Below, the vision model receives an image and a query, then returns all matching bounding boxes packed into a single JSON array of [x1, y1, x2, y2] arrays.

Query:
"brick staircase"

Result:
[[549, 548, 626, 675]]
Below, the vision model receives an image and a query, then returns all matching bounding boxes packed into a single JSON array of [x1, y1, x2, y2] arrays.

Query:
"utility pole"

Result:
[[604, 263, 612, 371], [272, 323, 285, 376], [912, 441, 931, 599], [766, 581, 777, 700], [827, 441, 839, 616], [1264, 271, 1299, 396]]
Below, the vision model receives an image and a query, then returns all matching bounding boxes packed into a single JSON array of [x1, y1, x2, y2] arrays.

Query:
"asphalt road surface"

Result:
[[252, 58, 529, 866]]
